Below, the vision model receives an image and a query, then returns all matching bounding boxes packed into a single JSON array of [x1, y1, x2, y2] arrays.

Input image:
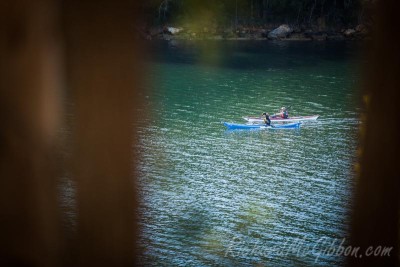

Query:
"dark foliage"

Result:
[[139, 0, 376, 28]]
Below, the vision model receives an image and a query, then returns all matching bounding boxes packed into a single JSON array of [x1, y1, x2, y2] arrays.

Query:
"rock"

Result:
[[238, 31, 247, 38], [255, 29, 268, 38], [286, 33, 310, 41], [302, 31, 328, 41], [311, 32, 328, 41], [256, 29, 268, 38], [222, 29, 235, 39], [326, 34, 345, 41], [267, 24, 293, 39], [303, 29, 313, 37], [355, 24, 366, 32], [355, 24, 369, 35], [149, 27, 163, 36], [166, 27, 183, 35], [212, 35, 223, 40], [291, 26, 302, 34], [343, 29, 356, 37]]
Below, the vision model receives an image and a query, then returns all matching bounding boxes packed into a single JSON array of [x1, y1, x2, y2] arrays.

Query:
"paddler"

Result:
[[262, 112, 271, 126], [280, 107, 289, 119]]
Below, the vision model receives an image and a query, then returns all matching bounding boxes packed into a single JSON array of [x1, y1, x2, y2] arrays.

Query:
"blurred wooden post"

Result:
[[0, 0, 63, 266], [348, 0, 400, 266], [63, 1, 141, 266]]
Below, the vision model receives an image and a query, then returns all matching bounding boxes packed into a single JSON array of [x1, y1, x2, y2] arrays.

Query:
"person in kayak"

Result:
[[262, 112, 271, 126], [280, 107, 289, 119]]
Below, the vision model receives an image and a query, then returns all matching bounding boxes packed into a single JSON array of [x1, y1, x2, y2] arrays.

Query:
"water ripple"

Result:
[[138, 41, 360, 267]]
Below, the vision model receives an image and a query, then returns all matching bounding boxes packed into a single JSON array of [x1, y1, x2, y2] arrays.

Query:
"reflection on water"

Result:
[[138, 40, 360, 266]]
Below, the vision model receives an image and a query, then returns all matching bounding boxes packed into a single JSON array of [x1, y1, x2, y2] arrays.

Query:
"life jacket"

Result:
[[264, 115, 271, 125]]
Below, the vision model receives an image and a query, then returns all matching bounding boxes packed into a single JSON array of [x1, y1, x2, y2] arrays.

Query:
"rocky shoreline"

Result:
[[141, 24, 370, 42]]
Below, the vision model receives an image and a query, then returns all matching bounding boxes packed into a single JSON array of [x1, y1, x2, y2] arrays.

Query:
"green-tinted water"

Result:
[[138, 40, 361, 266]]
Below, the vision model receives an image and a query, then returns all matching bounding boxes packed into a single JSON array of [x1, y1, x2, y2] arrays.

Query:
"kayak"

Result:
[[224, 122, 301, 130], [223, 122, 301, 130], [243, 115, 319, 123]]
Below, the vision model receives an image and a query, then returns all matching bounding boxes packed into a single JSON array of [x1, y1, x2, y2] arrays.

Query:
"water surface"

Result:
[[138, 40, 361, 266]]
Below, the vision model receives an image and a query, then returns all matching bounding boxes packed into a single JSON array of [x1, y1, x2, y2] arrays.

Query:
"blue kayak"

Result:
[[223, 122, 301, 130]]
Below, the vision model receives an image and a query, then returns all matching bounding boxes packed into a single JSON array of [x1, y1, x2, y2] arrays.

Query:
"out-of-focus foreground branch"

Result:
[[0, 1, 63, 266], [0, 0, 143, 266], [348, 0, 400, 266], [63, 0, 142, 266]]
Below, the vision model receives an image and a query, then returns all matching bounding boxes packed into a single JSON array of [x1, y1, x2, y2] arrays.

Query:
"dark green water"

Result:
[[138, 40, 361, 266]]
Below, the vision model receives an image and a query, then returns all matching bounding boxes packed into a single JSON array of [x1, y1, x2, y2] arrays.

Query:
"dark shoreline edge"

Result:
[[140, 24, 371, 42]]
